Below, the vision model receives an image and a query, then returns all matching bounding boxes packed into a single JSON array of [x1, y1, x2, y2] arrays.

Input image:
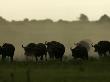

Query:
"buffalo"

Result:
[[74, 39, 93, 51], [93, 41, 110, 57], [22, 43, 47, 62], [1, 43, 15, 62], [45, 41, 65, 61], [0, 46, 2, 55], [70, 44, 88, 60]]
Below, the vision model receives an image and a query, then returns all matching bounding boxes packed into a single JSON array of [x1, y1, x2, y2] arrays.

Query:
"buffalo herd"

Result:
[[0, 40, 110, 62]]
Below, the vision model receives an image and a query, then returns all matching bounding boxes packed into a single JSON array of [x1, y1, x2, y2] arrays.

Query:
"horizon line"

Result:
[[0, 14, 109, 22]]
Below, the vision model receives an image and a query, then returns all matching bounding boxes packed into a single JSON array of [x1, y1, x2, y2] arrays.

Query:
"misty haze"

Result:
[[0, 14, 110, 60], [0, 0, 110, 82]]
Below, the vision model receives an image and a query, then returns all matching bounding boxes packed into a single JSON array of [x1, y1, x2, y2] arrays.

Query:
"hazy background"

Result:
[[0, 0, 110, 21], [0, 22, 109, 60], [0, 0, 110, 60]]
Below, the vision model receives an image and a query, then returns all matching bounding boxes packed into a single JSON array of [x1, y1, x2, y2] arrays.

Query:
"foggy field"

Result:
[[0, 22, 110, 82], [0, 22, 110, 60], [0, 57, 110, 82], [1, 0, 110, 82]]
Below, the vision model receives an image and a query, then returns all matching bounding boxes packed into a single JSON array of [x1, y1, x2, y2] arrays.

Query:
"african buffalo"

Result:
[[70, 45, 88, 60], [22, 43, 47, 62], [45, 41, 65, 61], [1, 43, 15, 62], [74, 39, 93, 51], [0, 46, 2, 55], [93, 41, 110, 57]]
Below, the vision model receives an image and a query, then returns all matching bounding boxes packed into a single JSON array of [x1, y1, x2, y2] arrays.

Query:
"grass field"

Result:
[[0, 21, 110, 82], [0, 57, 110, 82]]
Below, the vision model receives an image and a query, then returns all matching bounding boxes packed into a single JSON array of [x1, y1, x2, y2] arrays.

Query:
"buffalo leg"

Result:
[[49, 55, 53, 60], [98, 52, 103, 57], [35, 57, 38, 62], [108, 50, 110, 56], [40, 55, 43, 61], [84, 55, 88, 60], [26, 56, 28, 62], [10, 56, 13, 62], [45, 54, 47, 61], [104, 53, 107, 57], [60, 57, 62, 62], [2, 55, 6, 61], [59, 54, 63, 61]]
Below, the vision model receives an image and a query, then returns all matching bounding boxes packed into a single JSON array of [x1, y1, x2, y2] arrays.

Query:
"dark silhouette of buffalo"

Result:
[[70, 44, 88, 60], [45, 41, 65, 61], [22, 43, 47, 62], [0, 46, 2, 55], [1, 43, 15, 62], [74, 39, 93, 51], [93, 41, 110, 57]]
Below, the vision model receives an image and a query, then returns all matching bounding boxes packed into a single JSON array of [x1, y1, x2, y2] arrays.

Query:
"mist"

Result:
[[0, 20, 109, 60]]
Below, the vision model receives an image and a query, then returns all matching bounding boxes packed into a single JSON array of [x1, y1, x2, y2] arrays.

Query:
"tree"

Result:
[[30, 19, 37, 24], [38, 19, 53, 23], [0, 16, 8, 24], [43, 19, 53, 23], [98, 14, 110, 22], [57, 19, 69, 23], [23, 18, 29, 22], [79, 14, 89, 22]]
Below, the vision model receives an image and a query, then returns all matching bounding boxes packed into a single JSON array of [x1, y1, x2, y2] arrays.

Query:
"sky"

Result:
[[0, 0, 110, 21]]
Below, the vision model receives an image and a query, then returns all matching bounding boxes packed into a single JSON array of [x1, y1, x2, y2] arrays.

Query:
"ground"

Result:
[[0, 57, 110, 82]]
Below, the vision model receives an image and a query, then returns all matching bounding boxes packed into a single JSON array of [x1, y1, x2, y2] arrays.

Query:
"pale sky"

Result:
[[0, 0, 110, 21]]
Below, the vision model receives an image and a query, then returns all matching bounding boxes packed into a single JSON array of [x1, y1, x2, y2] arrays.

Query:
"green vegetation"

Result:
[[0, 57, 110, 82]]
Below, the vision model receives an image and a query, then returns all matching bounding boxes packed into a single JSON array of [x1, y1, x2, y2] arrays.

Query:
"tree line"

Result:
[[0, 14, 110, 24]]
